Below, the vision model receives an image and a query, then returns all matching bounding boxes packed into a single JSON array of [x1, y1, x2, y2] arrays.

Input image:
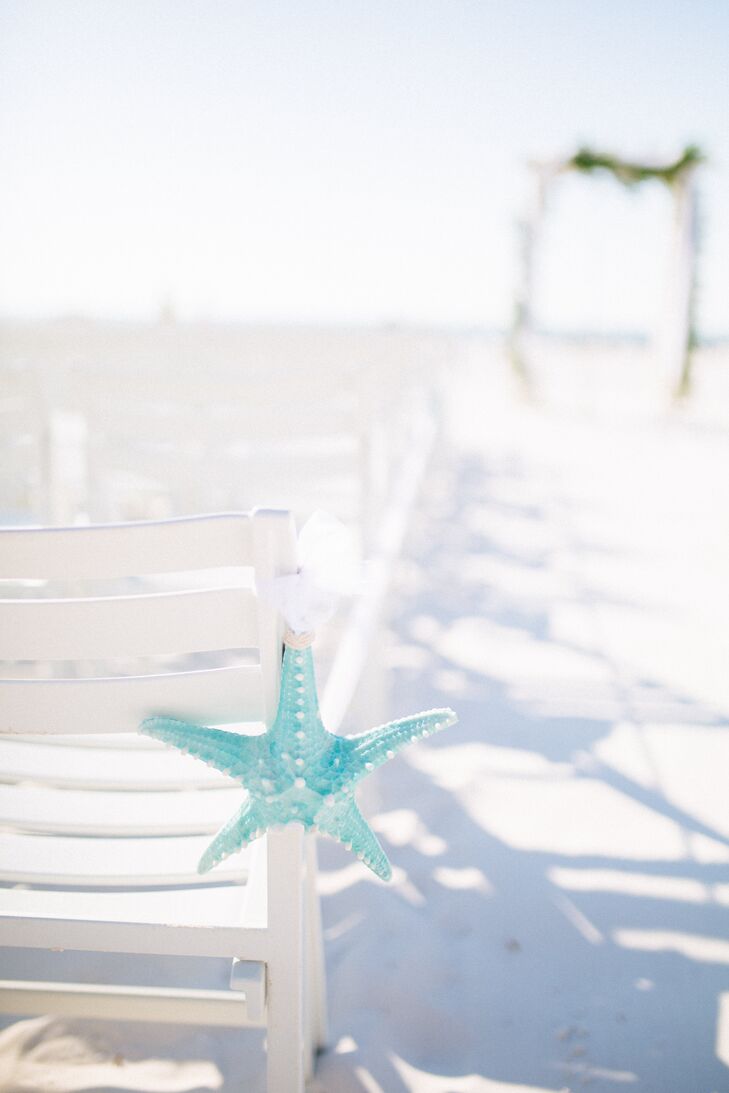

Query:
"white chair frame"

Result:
[[0, 510, 326, 1092]]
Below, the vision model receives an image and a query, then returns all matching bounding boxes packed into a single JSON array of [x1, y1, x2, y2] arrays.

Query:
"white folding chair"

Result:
[[0, 510, 327, 1093]]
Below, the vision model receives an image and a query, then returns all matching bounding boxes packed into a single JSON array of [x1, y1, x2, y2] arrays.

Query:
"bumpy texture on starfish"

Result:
[[141, 643, 456, 880]]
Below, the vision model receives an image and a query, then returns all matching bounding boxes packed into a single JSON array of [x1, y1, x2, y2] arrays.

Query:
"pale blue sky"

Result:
[[1, 0, 727, 333]]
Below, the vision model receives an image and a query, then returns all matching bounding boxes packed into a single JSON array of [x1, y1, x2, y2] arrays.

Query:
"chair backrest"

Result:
[[0, 510, 297, 736]]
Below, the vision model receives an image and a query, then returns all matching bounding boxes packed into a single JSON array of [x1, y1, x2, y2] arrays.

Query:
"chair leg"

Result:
[[266, 827, 305, 1093], [305, 835, 328, 1072]]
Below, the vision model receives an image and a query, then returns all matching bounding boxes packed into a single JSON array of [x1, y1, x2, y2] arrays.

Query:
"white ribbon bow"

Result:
[[257, 511, 361, 635]]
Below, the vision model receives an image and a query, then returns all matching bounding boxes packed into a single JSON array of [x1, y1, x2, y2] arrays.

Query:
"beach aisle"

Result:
[[3, 345, 729, 1093], [314, 344, 729, 1093]]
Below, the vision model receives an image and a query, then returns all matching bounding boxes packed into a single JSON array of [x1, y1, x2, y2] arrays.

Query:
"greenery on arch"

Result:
[[565, 144, 704, 189]]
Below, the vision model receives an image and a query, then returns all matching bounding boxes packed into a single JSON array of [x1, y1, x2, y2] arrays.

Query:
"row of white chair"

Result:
[[0, 320, 448, 543], [0, 327, 445, 1090]]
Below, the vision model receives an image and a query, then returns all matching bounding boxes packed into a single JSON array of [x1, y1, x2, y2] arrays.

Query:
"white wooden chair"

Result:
[[0, 510, 327, 1093]]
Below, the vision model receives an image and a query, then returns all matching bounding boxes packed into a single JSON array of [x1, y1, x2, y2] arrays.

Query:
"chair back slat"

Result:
[[0, 665, 264, 734], [0, 737, 229, 789], [0, 587, 258, 661], [0, 782, 240, 835], [0, 831, 249, 886], [0, 513, 254, 580]]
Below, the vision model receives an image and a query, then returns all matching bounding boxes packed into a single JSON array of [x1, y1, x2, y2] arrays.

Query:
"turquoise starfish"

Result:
[[141, 643, 456, 880]]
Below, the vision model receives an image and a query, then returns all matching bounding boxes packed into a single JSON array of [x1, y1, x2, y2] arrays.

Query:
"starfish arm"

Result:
[[346, 707, 457, 779], [316, 798, 392, 881], [140, 717, 260, 783], [198, 799, 270, 873]]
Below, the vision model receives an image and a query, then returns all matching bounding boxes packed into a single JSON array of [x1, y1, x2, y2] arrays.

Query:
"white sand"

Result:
[[3, 339, 729, 1091]]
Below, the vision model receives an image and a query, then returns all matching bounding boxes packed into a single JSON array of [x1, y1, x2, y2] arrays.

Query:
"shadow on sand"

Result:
[[314, 449, 729, 1093]]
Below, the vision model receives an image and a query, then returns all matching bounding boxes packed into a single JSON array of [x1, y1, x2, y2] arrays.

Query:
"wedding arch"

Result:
[[509, 145, 704, 397]]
